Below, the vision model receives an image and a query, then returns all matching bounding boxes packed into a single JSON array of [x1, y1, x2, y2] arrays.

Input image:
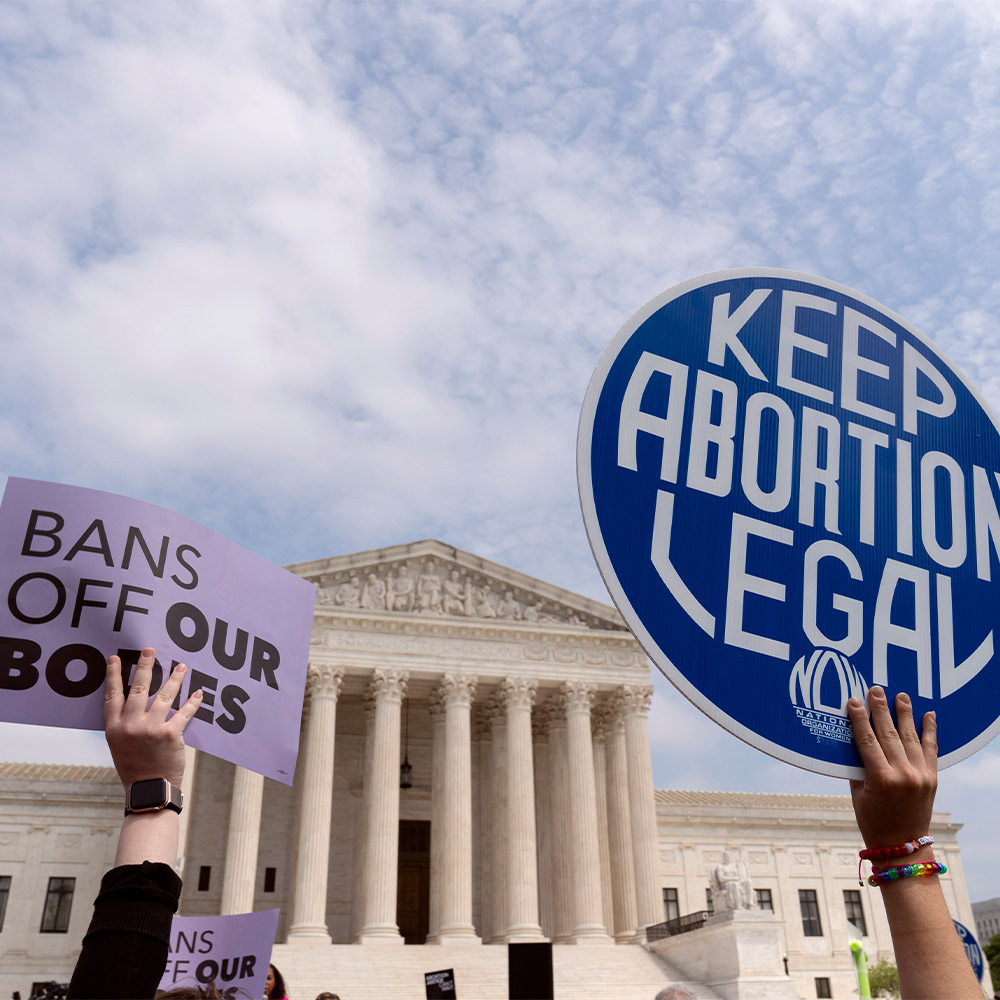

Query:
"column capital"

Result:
[[560, 680, 596, 715], [428, 688, 446, 720], [367, 669, 409, 703], [531, 706, 550, 742], [543, 694, 568, 732], [473, 705, 493, 739], [307, 664, 345, 699], [437, 673, 478, 708], [591, 699, 615, 739], [615, 684, 653, 717], [481, 695, 506, 730], [499, 676, 537, 712]]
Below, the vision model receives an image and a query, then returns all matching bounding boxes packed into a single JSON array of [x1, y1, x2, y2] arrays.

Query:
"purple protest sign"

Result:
[[159, 908, 280, 998], [0, 478, 315, 783]]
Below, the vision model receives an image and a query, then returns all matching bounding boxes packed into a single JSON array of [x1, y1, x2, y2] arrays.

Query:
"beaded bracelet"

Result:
[[867, 861, 946, 887], [858, 835, 934, 884]]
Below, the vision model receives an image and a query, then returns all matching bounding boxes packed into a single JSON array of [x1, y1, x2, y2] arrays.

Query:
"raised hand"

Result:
[[104, 647, 203, 789], [846, 686, 937, 849]]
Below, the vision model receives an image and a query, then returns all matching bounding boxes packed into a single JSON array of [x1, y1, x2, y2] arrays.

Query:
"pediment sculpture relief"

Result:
[[315, 558, 618, 629]]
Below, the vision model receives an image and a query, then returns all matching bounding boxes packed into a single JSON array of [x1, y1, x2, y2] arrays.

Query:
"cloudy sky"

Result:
[[2, 1, 1000, 903]]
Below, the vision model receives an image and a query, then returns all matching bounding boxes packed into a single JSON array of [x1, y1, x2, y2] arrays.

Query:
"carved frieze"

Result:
[[315, 557, 623, 631]]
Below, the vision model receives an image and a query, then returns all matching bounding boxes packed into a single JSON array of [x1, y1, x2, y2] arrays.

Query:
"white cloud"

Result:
[[1, 0, 1000, 897]]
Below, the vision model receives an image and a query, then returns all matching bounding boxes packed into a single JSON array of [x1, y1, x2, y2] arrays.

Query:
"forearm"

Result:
[[877, 848, 982, 999], [115, 810, 180, 868]]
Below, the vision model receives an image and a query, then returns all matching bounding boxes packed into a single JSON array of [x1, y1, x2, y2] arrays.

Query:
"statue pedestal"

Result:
[[648, 909, 799, 1000]]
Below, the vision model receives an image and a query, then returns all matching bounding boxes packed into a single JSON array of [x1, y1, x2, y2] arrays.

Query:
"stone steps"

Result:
[[271, 942, 723, 1000]]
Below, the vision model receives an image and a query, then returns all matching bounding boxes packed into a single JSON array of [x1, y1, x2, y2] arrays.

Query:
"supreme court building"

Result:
[[0, 539, 986, 999], [181, 538, 664, 946]]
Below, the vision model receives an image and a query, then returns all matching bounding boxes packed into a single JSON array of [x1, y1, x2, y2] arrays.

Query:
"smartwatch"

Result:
[[124, 778, 184, 816]]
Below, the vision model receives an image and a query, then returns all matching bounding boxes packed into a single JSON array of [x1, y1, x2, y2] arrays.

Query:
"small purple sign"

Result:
[[0, 478, 315, 783], [159, 908, 280, 998]]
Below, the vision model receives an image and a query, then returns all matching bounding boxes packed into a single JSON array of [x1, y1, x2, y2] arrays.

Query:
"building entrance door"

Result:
[[396, 820, 430, 943]]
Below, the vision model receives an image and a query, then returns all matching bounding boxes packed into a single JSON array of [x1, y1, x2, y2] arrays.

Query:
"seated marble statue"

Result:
[[709, 849, 755, 912]]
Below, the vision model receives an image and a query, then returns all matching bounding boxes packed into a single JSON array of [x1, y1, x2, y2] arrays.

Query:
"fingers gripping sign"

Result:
[[105, 647, 203, 790], [846, 686, 938, 850]]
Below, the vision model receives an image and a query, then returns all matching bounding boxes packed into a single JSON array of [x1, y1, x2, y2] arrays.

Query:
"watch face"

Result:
[[130, 779, 167, 811]]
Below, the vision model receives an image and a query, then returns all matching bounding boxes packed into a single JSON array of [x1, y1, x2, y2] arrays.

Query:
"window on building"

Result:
[[799, 889, 823, 937], [662, 887, 679, 922], [755, 888, 773, 912], [0, 876, 10, 932], [40, 877, 75, 933], [705, 887, 714, 915], [844, 889, 867, 936], [198, 866, 211, 892], [264, 867, 276, 893], [815, 977, 832, 998]]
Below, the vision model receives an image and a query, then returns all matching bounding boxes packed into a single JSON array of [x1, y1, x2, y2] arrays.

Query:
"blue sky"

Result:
[[2, 1, 1000, 901]]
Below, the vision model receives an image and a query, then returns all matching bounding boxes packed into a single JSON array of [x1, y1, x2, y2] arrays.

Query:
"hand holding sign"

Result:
[[105, 647, 202, 789], [846, 688, 937, 849]]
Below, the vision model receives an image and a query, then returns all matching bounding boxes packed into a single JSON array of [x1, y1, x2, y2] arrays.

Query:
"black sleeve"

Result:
[[68, 861, 182, 1000]]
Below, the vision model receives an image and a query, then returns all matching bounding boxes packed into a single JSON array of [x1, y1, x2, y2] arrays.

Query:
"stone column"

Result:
[[425, 690, 446, 943], [500, 676, 545, 941], [605, 705, 638, 942], [221, 765, 264, 915], [176, 745, 198, 879], [475, 707, 494, 942], [286, 686, 312, 930], [487, 698, 508, 943], [357, 669, 408, 943], [351, 692, 376, 941], [437, 674, 480, 943], [288, 665, 344, 942], [591, 704, 615, 939], [619, 684, 661, 937], [532, 707, 554, 939], [562, 681, 611, 942], [546, 699, 572, 943]]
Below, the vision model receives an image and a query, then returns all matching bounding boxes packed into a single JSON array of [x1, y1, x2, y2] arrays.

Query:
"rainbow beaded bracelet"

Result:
[[867, 861, 946, 887], [858, 835, 934, 884]]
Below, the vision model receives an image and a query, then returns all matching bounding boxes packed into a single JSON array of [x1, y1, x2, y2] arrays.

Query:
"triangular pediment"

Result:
[[286, 539, 627, 631]]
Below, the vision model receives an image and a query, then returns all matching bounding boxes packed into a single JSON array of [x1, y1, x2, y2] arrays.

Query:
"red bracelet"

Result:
[[858, 835, 934, 885]]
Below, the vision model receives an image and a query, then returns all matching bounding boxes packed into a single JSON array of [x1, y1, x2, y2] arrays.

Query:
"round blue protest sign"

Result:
[[953, 920, 985, 982], [578, 268, 1000, 777]]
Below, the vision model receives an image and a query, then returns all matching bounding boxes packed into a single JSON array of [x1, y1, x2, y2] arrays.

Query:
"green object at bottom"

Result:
[[851, 940, 872, 1000]]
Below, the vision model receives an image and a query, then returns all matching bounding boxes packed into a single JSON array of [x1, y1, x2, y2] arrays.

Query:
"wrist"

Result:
[[116, 810, 181, 868]]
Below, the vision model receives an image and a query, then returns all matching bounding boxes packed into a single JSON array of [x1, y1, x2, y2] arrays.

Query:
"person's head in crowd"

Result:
[[314, 993, 341, 1000], [265, 964, 288, 1000], [157, 984, 256, 1000]]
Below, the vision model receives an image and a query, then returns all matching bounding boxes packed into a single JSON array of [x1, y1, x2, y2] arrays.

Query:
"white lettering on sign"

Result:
[[777, 291, 836, 403], [708, 290, 770, 378], [618, 353, 688, 483], [611, 286, 999, 699]]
